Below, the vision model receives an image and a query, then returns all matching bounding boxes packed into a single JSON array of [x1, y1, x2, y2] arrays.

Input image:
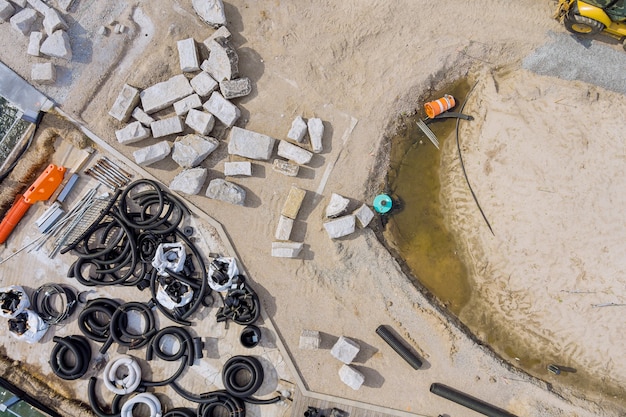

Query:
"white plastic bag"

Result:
[[8, 310, 49, 343], [156, 283, 193, 310], [152, 243, 186, 277], [208, 257, 239, 292], [0, 285, 30, 318]]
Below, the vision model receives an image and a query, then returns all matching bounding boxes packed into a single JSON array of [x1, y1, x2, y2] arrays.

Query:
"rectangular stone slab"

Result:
[[281, 186, 306, 220], [140, 74, 194, 114]]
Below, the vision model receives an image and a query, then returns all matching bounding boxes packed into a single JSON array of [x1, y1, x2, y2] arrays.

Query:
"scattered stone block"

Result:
[[281, 186, 306, 220], [10, 8, 37, 35], [308, 118, 324, 153], [203, 25, 231, 50], [277, 140, 313, 165], [133, 141, 171, 166], [27, 31, 43, 56], [338, 365, 364, 390], [271, 241, 303, 258], [40, 29, 72, 60], [43, 7, 68, 35], [202, 37, 238, 81], [192, 0, 226, 28], [31, 62, 55, 84], [26, 0, 48, 14], [227, 126, 275, 160], [172, 134, 219, 168], [299, 330, 321, 350], [140, 74, 194, 114], [190, 71, 218, 97], [114, 23, 125, 34], [170, 167, 207, 195], [287, 116, 307, 142], [185, 109, 215, 135], [174, 94, 202, 116], [326, 193, 350, 218], [56, 0, 73, 12], [150, 116, 185, 138], [97, 25, 107, 36], [354, 204, 375, 228], [132, 107, 155, 126], [324, 215, 356, 239], [177, 37, 200, 72], [219, 77, 251, 99], [115, 121, 150, 145], [275, 215, 294, 241], [0, 0, 15, 21], [203, 92, 240, 127], [224, 161, 252, 177], [205, 179, 245, 206], [272, 159, 299, 177], [9, 0, 26, 7], [109, 84, 140, 122], [331, 336, 360, 364]]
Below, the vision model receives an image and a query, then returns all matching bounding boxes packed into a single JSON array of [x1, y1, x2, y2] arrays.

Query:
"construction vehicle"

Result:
[[555, 0, 626, 49]]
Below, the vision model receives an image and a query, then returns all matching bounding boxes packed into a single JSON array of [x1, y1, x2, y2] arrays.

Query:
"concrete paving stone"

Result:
[[205, 178, 246, 206], [172, 133, 219, 168], [177, 37, 200, 72], [133, 141, 171, 166], [132, 106, 155, 126], [115, 121, 150, 145], [151, 116, 185, 138], [275, 215, 294, 241], [219, 77, 251, 99], [40, 29, 72, 60], [227, 126, 275, 160], [203, 91, 240, 127], [354, 204, 375, 228], [299, 329, 321, 350], [185, 109, 215, 135], [27, 31, 43, 56], [308, 117, 324, 153], [223, 161, 252, 177], [277, 140, 313, 165], [338, 365, 365, 390], [281, 186, 306, 220], [203, 25, 231, 50], [271, 241, 303, 258], [109, 84, 141, 122], [10, 8, 37, 35], [190, 71, 218, 97], [173, 94, 202, 116], [272, 159, 299, 177], [140, 74, 194, 114], [202, 37, 238, 81], [26, 0, 48, 14], [31, 62, 55, 84], [192, 0, 226, 28], [43, 7, 68, 35], [325, 193, 350, 218], [324, 215, 356, 239], [0, 0, 15, 21], [170, 167, 207, 195], [331, 336, 360, 364], [287, 116, 307, 142]]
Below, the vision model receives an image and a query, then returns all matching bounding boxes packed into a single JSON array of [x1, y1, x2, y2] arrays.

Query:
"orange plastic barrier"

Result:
[[424, 94, 456, 119]]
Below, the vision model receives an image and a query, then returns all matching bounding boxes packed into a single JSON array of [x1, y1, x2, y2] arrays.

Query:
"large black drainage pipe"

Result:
[[375, 325, 422, 369], [429, 383, 518, 417]]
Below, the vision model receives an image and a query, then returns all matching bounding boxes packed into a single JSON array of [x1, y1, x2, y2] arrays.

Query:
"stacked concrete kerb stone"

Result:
[[323, 193, 375, 239], [331, 336, 365, 390]]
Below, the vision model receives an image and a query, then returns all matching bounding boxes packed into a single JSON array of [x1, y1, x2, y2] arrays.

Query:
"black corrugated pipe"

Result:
[[429, 383, 519, 417], [375, 325, 422, 369]]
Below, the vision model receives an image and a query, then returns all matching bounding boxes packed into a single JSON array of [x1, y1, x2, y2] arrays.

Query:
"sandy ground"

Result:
[[1, 0, 625, 416]]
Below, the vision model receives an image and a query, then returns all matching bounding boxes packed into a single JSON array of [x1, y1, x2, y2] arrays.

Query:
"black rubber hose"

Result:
[[163, 408, 195, 417], [146, 326, 195, 367], [222, 356, 264, 398], [49, 335, 91, 380], [196, 392, 245, 417], [141, 354, 188, 388], [375, 325, 423, 370], [118, 180, 165, 228], [32, 283, 78, 325], [108, 302, 156, 352], [193, 337, 204, 359], [429, 383, 519, 417], [88, 377, 122, 417], [78, 298, 120, 343]]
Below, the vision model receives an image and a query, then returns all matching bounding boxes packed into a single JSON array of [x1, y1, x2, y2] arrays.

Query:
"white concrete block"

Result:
[[271, 241, 303, 258], [109, 84, 140, 122], [170, 167, 207, 195], [203, 25, 231, 50], [31, 62, 55, 84], [338, 365, 364, 390], [26, 0, 48, 14], [308, 118, 324, 153], [326, 193, 350, 218], [0, 0, 15, 21], [10, 8, 37, 35], [174, 94, 202, 116], [331, 336, 360, 364], [40, 29, 72, 60], [275, 215, 294, 241], [299, 330, 321, 350], [190, 71, 218, 97], [202, 37, 238, 81], [9, 0, 26, 7], [115, 121, 150, 145], [150, 116, 185, 138], [177, 37, 200, 72], [272, 159, 299, 177], [133, 141, 171, 166], [27, 31, 43, 56], [192, 0, 226, 28], [227, 126, 276, 161], [224, 161, 252, 177], [132, 107, 155, 126], [185, 109, 215, 135], [140, 74, 194, 114], [287, 116, 307, 142], [354, 204, 375, 228], [43, 7, 68, 35], [203, 92, 240, 127], [324, 215, 356, 239], [172, 134, 219, 168], [205, 179, 246, 206], [277, 140, 313, 165]]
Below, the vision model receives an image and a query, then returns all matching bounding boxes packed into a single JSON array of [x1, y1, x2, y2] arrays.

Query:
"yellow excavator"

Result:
[[555, 0, 626, 50]]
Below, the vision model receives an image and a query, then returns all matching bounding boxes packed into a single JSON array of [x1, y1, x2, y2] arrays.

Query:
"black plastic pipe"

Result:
[[375, 325, 422, 369], [429, 383, 518, 417]]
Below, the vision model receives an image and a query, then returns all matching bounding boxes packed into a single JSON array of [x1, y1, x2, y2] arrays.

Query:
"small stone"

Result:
[[203, 25, 231, 50], [27, 31, 43, 56], [271, 241, 303, 258], [281, 186, 306, 220], [114, 23, 125, 34], [354, 204, 375, 228], [115, 121, 150, 145], [192, 0, 226, 28], [31, 62, 55, 84], [203, 92, 240, 127], [308, 118, 324, 153], [170, 167, 207, 195], [325, 193, 350, 218], [150, 116, 185, 138], [338, 365, 364, 390], [43, 7, 68, 35], [133, 141, 171, 166], [40, 29, 72, 60], [331, 336, 360, 364], [0, 0, 15, 21], [109, 84, 140, 122], [324, 215, 356, 239], [227, 126, 275, 160], [299, 330, 321, 350], [275, 215, 294, 241], [219, 77, 252, 99], [173, 94, 202, 116], [202, 37, 238, 81], [172, 134, 219, 168], [185, 109, 215, 135], [10, 8, 37, 35], [272, 159, 299, 177], [277, 140, 313, 165], [177, 37, 200, 72], [287, 116, 307, 142], [205, 179, 246, 206], [190, 71, 218, 97], [131, 107, 155, 126], [224, 161, 252, 177], [97, 25, 107, 36]]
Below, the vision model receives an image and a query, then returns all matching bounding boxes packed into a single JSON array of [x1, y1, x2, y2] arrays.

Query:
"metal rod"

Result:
[[90, 165, 124, 187], [95, 160, 128, 184], [101, 156, 133, 178]]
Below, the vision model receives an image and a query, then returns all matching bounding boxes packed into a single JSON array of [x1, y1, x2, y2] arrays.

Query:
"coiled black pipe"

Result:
[[108, 302, 156, 353], [196, 391, 245, 417], [429, 383, 519, 417], [88, 377, 123, 417], [222, 356, 282, 405], [32, 283, 78, 325], [146, 326, 195, 367], [49, 335, 91, 380], [78, 298, 120, 353], [375, 325, 423, 370], [163, 408, 195, 417]]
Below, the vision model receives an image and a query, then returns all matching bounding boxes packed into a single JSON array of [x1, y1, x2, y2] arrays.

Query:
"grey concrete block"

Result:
[[115, 121, 150, 145], [275, 215, 294, 241], [299, 330, 321, 350], [227, 126, 275, 160], [27, 31, 43, 56], [140, 74, 194, 114], [172, 133, 219, 168], [354, 204, 375, 228], [219, 77, 251, 99], [43, 7, 68, 35], [205, 178, 246, 206], [338, 365, 364, 390], [185, 109, 215, 135], [26, 0, 48, 14], [192, 0, 226, 28], [331, 336, 360, 364], [287, 116, 307, 142], [223, 161, 252, 177], [308, 117, 324, 153], [177, 38, 200, 72], [203, 25, 231, 50], [277, 140, 313, 165], [173, 94, 202, 116], [10, 8, 37, 35], [272, 159, 299, 177], [40, 29, 72, 60], [31, 62, 55, 84], [151, 116, 185, 138], [133, 141, 171, 166], [0, 0, 15, 21], [170, 167, 207, 195], [324, 215, 356, 239], [109, 84, 141, 122], [271, 241, 303, 258], [132, 106, 155, 126], [203, 92, 240, 127], [190, 71, 218, 97], [326, 193, 350, 218], [202, 37, 238, 81]]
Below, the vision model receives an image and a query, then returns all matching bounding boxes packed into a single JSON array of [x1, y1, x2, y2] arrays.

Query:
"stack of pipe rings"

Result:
[[32, 283, 78, 325], [49, 335, 91, 380]]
